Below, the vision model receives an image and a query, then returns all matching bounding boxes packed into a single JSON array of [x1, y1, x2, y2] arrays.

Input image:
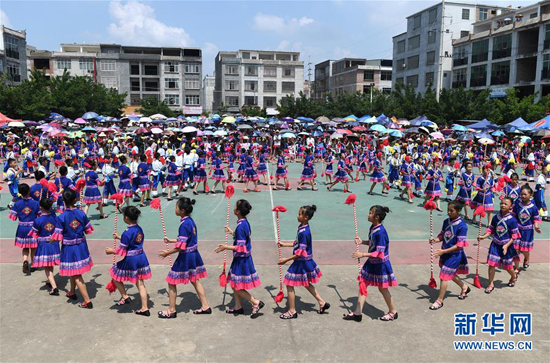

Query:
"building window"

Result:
[[397, 40, 405, 53], [56, 59, 71, 70], [245, 66, 258, 76], [225, 96, 239, 106], [0, 59, 4, 75], [470, 65, 487, 87], [426, 51, 435, 66], [225, 65, 238, 75], [131, 79, 140, 92], [407, 55, 419, 70], [130, 64, 140, 75], [244, 96, 256, 106], [164, 62, 179, 73], [429, 8, 437, 24], [185, 95, 200, 105], [453, 68, 467, 88], [427, 31, 436, 44], [425, 72, 434, 86], [413, 14, 421, 29], [462, 9, 470, 20], [364, 70, 374, 81], [460, 31, 469, 39], [244, 81, 258, 91], [264, 66, 277, 77], [130, 94, 141, 105], [79, 59, 94, 71], [5, 36, 19, 59], [185, 79, 200, 89], [542, 54, 550, 79], [224, 80, 238, 91], [101, 77, 117, 89], [406, 74, 418, 88], [492, 34, 512, 59], [408, 35, 420, 50], [381, 70, 392, 81], [100, 60, 116, 71], [395, 77, 404, 85], [530, 12, 538, 19], [185, 63, 200, 74], [396, 59, 405, 72], [491, 61, 510, 85], [479, 7, 488, 21], [7, 63, 20, 82], [283, 67, 295, 77], [165, 78, 179, 89], [471, 39, 489, 63], [264, 96, 277, 107], [165, 94, 180, 106], [282, 82, 295, 93], [264, 81, 277, 92], [144, 65, 158, 76], [453, 46, 469, 67], [144, 80, 159, 92]]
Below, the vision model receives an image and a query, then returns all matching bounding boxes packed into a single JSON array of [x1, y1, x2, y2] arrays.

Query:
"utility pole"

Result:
[[436, 0, 445, 101]]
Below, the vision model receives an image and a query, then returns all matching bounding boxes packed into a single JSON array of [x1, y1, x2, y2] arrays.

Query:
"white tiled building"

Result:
[[202, 75, 215, 113], [1, 26, 28, 85], [392, 1, 513, 95]]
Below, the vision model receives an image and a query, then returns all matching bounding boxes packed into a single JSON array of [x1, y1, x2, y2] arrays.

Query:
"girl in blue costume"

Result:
[[192, 150, 209, 195], [51, 188, 94, 308], [215, 199, 264, 318], [82, 160, 107, 219], [8, 183, 39, 274], [424, 159, 444, 211], [117, 155, 133, 209], [274, 149, 290, 191], [211, 153, 227, 195], [512, 185, 542, 273], [163, 155, 180, 201], [297, 150, 317, 191], [30, 198, 61, 295], [429, 201, 470, 310], [158, 198, 210, 318], [278, 205, 329, 319], [368, 152, 389, 196], [242, 149, 260, 193], [471, 164, 495, 226], [344, 205, 398, 322], [106, 206, 151, 316], [455, 161, 475, 220]]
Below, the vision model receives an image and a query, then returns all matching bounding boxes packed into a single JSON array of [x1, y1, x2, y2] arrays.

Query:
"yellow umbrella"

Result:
[[222, 116, 236, 123]]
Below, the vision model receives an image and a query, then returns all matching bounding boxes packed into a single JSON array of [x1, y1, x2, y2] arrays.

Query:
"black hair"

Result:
[[88, 159, 97, 168], [34, 171, 45, 181], [169, 155, 175, 162], [62, 188, 77, 206], [7, 158, 16, 165], [501, 196, 513, 206], [464, 161, 472, 168], [448, 200, 465, 212], [300, 205, 317, 219], [59, 166, 68, 176], [39, 198, 54, 211], [123, 206, 141, 222], [197, 149, 204, 157], [184, 147, 191, 154], [154, 152, 160, 159], [119, 155, 127, 164], [140, 154, 147, 162], [235, 199, 252, 217], [370, 205, 391, 222], [177, 197, 196, 215], [510, 172, 519, 180], [19, 183, 30, 197], [38, 157, 47, 165], [520, 184, 533, 195]]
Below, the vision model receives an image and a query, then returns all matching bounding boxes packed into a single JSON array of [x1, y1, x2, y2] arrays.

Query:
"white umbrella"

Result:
[[330, 132, 343, 139], [151, 127, 163, 134], [182, 126, 198, 133], [478, 137, 495, 145], [214, 130, 228, 136], [139, 117, 152, 123], [430, 132, 445, 140], [8, 121, 25, 128], [150, 113, 167, 120]]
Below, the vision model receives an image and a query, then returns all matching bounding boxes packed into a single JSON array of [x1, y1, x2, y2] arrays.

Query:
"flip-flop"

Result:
[[280, 311, 298, 319], [379, 312, 398, 321], [484, 285, 495, 294], [429, 301, 444, 310], [458, 286, 471, 300]]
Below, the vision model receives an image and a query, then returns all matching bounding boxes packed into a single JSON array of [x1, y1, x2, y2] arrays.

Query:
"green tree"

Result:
[[137, 97, 175, 117]]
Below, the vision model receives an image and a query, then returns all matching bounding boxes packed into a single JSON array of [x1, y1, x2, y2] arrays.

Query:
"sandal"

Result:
[[193, 307, 212, 315], [49, 288, 59, 296], [66, 292, 77, 300], [100, 214, 108, 219], [243, 190, 249, 193], [318, 302, 330, 314], [523, 263, 529, 269], [250, 301, 265, 319], [458, 286, 471, 300], [253, 189, 260, 192], [312, 188, 318, 191], [116, 296, 133, 306], [134, 309, 150, 317], [157, 310, 177, 319], [78, 301, 94, 309], [507, 278, 517, 287], [484, 285, 495, 294], [379, 312, 398, 321], [342, 313, 362, 322], [280, 311, 298, 319], [225, 307, 244, 315], [429, 300, 444, 310]]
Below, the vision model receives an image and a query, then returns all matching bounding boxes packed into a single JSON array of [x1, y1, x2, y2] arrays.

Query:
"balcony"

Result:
[[471, 53, 488, 64], [491, 74, 510, 85], [453, 58, 468, 67], [470, 77, 486, 87], [492, 48, 511, 60], [452, 80, 467, 88]]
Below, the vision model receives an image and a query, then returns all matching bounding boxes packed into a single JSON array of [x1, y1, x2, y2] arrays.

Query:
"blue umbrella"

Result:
[[370, 124, 388, 133], [82, 112, 99, 120], [312, 130, 323, 137], [82, 126, 96, 132], [492, 130, 505, 137], [389, 130, 404, 138], [347, 121, 360, 127], [452, 124, 468, 132], [421, 120, 437, 127]]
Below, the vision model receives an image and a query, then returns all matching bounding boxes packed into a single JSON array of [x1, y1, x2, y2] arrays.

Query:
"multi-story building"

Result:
[[313, 60, 333, 100], [1, 26, 28, 84], [213, 50, 304, 112], [203, 75, 215, 113], [392, 1, 513, 95], [452, 0, 550, 98], [27, 43, 203, 114], [330, 58, 393, 97]]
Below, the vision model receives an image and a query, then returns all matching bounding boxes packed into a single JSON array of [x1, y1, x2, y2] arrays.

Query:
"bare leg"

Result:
[[113, 279, 128, 299], [44, 267, 57, 289], [168, 283, 177, 313], [378, 287, 396, 314], [352, 294, 367, 315], [136, 279, 149, 311], [69, 276, 76, 295], [304, 284, 325, 308], [487, 266, 496, 288], [191, 281, 209, 310], [22, 248, 29, 262], [285, 285, 296, 313], [74, 275, 91, 303], [237, 289, 259, 307], [232, 288, 243, 310], [436, 280, 448, 303]]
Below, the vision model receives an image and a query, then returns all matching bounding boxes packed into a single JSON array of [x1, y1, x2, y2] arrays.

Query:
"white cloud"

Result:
[[108, 1, 192, 47], [253, 13, 315, 33], [0, 10, 12, 28], [276, 40, 290, 51]]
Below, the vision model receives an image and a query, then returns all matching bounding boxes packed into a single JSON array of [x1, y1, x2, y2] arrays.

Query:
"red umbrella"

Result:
[[352, 126, 367, 132], [336, 129, 352, 135], [135, 127, 149, 134]]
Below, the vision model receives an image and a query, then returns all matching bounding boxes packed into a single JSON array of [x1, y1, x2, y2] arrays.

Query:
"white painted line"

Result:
[[210, 194, 224, 214], [266, 162, 278, 242]]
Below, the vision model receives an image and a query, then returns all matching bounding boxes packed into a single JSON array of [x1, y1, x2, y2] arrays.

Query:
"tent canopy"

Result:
[[469, 118, 498, 130]]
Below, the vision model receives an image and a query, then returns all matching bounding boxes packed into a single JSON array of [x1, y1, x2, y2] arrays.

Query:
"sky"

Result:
[[1, 0, 526, 77]]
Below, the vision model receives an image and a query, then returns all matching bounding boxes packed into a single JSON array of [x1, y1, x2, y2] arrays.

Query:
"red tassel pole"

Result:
[[150, 198, 172, 266], [472, 176, 489, 289], [272, 205, 287, 302], [219, 185, 234, 287], [344, 194, 367, 296], [424, 197, 438, 288]]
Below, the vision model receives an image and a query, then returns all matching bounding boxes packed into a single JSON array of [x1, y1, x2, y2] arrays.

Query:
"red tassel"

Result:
[[75, 179, 86, 191], [218, 272, 227, 287], [270, 175, 274, 180], [54, 160, 65, 167], [355, 177, 359, 182], [110, 193, 124, 205], [424, 198, 437, 211], [344, 193, 357, 205], [473, 274, 482, 289], [285, 181, 290, 189], [385, 184, 390, 191], [358, 277, 368, 297], [40, 178, 49, 188], [473, 206, 486, 218], [274, 290, 284, 303], [150, 198, 161, 210], [47, 181, 58, 194], [106, 280, 116, 294], [429, 277, 437, 289], [224, 185, 235, 199], [205, 184, 210, 192], [98, 179, 105, 186], [321, 172, 325, 177]]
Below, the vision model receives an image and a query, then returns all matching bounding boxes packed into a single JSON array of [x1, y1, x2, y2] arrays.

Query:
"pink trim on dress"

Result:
[[59, 261, 94, 276]]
